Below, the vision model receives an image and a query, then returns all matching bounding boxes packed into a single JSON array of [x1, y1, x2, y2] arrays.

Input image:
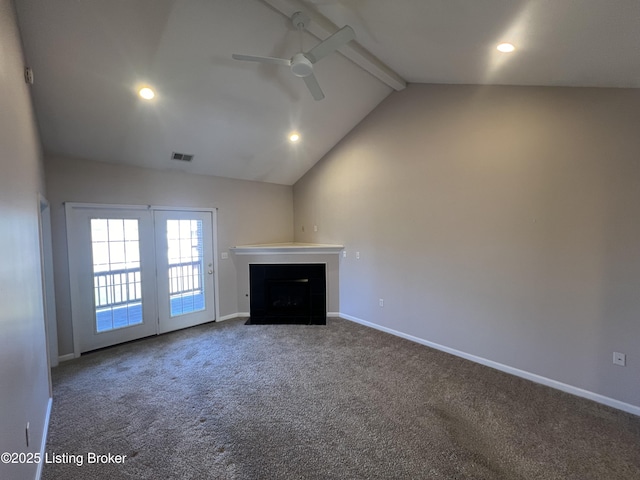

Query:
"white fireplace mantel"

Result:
[[230, 242, 344, 255]]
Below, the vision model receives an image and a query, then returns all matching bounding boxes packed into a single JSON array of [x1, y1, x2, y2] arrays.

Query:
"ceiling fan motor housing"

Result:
[[291, 11, 310, 30], [291, 53, 313, 77]]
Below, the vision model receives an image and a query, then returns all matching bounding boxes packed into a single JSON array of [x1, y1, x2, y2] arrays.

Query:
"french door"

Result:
[[154, 210, 215, 333], [66, 204, 216, 355]]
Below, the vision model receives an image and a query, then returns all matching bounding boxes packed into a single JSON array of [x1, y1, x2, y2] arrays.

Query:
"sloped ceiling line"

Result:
[[261, 0, 407, 90]]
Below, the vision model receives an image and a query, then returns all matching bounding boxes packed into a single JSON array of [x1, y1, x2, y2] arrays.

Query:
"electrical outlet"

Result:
[[356, 251, 360, 259], [313, 225, 318, 232], [379, 298, 384, 307], [342, 250, 347, 258], [613, 352, 626, 366]]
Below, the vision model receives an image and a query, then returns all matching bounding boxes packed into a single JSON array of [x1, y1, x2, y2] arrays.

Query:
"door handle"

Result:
[[208, 270, 213, 275]]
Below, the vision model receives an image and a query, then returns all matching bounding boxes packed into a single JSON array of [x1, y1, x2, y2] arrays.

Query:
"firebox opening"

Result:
[[247, 264, 326, 325]]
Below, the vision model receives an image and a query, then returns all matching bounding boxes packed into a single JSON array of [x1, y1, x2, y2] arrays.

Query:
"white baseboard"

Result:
[[327, 312, 340, 317], [35, 397, 52, 480], [57, 353, 75, 363], [218, 312, 249, 322], [339, 313, 640, 417]]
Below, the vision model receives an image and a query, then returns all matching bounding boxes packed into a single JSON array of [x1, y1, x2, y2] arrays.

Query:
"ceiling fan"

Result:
[[232, 12, 355, 101]]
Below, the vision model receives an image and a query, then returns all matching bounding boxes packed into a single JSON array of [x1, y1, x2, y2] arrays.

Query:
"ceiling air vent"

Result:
[[171, 152, 194, 162]]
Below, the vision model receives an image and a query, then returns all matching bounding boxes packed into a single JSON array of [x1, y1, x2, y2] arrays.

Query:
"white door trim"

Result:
[[38, 194, 56, 398], [64, 202, 152, 211]]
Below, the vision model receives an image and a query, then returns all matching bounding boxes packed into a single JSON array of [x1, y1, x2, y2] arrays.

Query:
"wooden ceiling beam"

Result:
[[261, 0, 407, 91]]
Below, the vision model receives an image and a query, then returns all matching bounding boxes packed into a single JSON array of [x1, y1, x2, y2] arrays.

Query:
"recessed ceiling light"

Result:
[[497, 43, 515, 53], [289, 132, 300, 143], [139, 87, 155, 100]]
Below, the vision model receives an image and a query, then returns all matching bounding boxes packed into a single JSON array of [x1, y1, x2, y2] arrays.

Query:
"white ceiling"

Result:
[[15, 0, 640, 185]]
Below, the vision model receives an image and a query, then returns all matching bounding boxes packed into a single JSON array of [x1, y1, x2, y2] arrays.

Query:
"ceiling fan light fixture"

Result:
[[497, 42, 515, 53], [138, 87, 155, 100], [290, 53, 313, 78]]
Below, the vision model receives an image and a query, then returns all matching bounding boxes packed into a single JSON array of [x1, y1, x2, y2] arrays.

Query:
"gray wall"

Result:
[[45, 155, 293, 356], [0, 1, 51, 479], [293, 84, 640, 409]]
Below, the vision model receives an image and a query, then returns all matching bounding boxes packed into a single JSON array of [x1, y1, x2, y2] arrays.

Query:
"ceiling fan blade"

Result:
[[232, 54, 291, 66], [303, 73, 325, 101], [305, 25, 355, 64]]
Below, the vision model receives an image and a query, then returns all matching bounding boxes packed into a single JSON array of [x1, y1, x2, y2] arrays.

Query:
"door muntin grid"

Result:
[[166, 219, 206, 317], [90, 218, 143, 332]]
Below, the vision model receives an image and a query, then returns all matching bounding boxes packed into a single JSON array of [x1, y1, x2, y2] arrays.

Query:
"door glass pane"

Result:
[[166, 219, 205, 317], [91, 218, 143, 332]]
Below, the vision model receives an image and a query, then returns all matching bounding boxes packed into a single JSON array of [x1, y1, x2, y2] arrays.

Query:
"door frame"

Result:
[[65, 203, 220, 358], [37, 194, 56, 396]]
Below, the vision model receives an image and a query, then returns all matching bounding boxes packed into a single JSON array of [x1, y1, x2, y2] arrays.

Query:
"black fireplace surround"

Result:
[[248, 264, 326, 325]]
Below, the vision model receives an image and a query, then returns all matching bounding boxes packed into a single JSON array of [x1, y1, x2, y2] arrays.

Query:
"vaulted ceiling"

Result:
[[15, 0, 640, 185]]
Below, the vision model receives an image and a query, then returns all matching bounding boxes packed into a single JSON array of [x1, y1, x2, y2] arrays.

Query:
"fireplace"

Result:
[[248, 264, 326, 325]]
